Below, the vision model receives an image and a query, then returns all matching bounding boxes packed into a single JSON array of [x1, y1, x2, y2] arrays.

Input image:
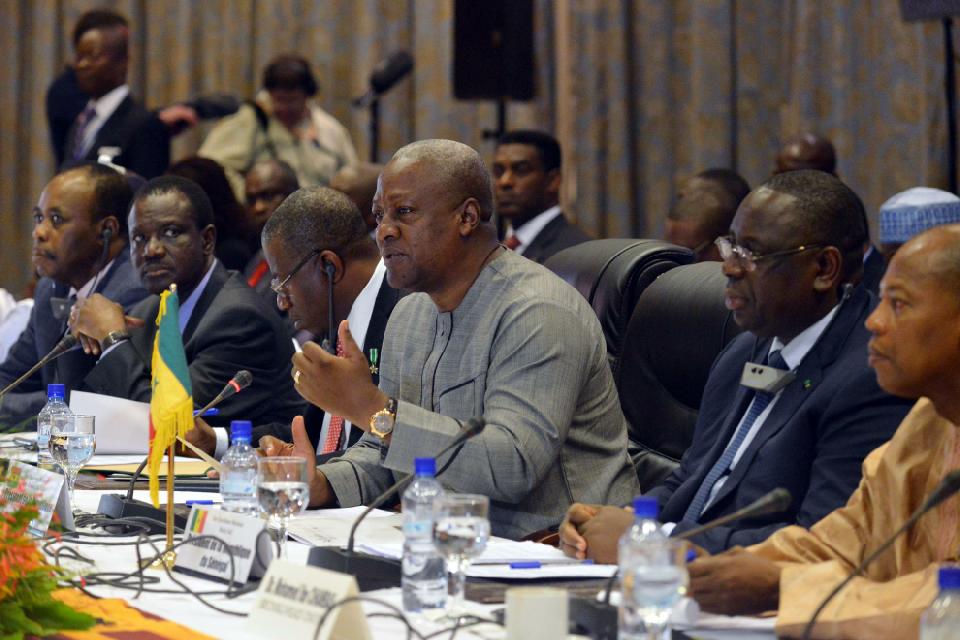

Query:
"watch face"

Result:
[[372, 413, 394, 436]]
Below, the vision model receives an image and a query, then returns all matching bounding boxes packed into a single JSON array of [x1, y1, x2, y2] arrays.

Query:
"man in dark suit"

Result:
[[0, 164, 149, 424], [493, 130, 589, 263], [560, 170, 914, 555], [186, 186, 403, 458], [70, 176, 302, 429], [59, 13, 169, 178]]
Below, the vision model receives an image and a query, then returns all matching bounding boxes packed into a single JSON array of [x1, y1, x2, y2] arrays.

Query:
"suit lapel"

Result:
[[522, 214, 565, 263], [83, 96, 132, 161], [181, 263, 228, 344], [704, 289, 870, 512]]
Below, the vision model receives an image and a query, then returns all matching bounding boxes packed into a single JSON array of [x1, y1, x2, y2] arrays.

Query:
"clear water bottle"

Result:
[[220, 420, 258, 515], [401, 457, 447, 613], [37, 384, 73, 467], [618, 497, 687, 640], [921, 566, 960, 639]]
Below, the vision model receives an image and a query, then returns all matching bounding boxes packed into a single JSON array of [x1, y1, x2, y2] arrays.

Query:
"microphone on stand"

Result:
[[801, 470, 960, 640], [352, 51, 414, 108], [307, 417, 487, 590], [96, 371, 255, 533], [0, 335, 79, 402], [675, 488, 793, 541]]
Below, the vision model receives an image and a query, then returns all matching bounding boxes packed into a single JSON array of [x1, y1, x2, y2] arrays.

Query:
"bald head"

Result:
[[774, 133, 837, 175], [389, 139, 495, 221], [896, 224, 960, 292]]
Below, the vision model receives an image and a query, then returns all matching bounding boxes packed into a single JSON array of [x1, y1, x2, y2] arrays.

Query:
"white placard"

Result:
[[249, 559, 372, 640], [0, 458, 65, 537], [174, 506, 273, 583]]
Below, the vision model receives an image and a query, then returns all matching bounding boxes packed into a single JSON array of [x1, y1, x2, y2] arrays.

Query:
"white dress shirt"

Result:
[[214, 259, 387, 458], [507, 205, 562, 255]]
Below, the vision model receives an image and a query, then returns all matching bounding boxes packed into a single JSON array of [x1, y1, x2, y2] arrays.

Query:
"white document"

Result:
[[69, 390, 150, 454], [466, 563, 616, 579], [286, 509, 403, 548], [359, 537, 573, 564]]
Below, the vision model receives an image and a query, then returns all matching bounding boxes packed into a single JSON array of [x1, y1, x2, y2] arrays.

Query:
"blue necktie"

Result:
[[682, 350, 788, 522]]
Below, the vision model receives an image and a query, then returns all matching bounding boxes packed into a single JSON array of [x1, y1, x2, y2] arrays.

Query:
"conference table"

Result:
[[49, 485, 775, 640]]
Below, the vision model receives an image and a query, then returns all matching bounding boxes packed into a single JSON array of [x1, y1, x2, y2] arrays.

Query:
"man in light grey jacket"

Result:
[[263, 139, 638, 539]]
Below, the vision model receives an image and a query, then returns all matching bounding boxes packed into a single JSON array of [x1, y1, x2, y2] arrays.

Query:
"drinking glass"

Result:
[[618, 538, 689, 640], [48, 415, 96, 503], [256, 457, 308, 558], [432, 494, 490, 618]]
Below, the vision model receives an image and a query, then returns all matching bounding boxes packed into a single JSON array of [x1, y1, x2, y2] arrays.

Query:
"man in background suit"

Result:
[[70, 176, 302, 429], [187, 186, 404, 458], [0, 164, 148, 423], [494, 130, 589, 263], [665, 168, 751, 262], [560, 170, 913, 555], [59, 11, 169, 178]]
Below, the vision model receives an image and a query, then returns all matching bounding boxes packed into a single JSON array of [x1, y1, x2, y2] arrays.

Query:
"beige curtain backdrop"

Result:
[[0, 0, 950, 295]]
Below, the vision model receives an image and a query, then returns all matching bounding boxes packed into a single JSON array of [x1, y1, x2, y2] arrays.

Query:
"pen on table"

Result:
[[185, 499, 216, 506], [193, 408, 219, 417], [509, 560, 595, 569]]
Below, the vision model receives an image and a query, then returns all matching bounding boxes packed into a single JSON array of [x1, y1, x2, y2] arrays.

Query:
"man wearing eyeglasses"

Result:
[[188, 186, 403, 458], [69, 176, 303, 429], [560, 169, 913, 556]]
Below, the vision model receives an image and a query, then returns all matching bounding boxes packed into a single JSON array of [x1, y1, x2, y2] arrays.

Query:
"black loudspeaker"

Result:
[[453, 0, 535, 101]]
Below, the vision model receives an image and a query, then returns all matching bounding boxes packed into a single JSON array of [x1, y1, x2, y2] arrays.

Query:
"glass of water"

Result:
[[48, 415, 96, 503], [256, 457, 308, 558], [619, 538, 689, 640], [432, 494, 490, 618]]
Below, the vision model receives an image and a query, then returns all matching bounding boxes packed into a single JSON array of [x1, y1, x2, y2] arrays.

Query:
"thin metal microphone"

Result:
[[0, 334, 79, 401], [676, 488, 793, 541], [801, 470, 960, 640]]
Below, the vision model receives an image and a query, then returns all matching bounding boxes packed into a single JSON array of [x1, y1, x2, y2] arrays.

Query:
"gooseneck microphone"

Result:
[[676, 488, 793, 541], [193, 370, 253, 416], [97, 370, 255, 533], [0, 335, 79, 401], [801, 470, 960, 640], [307, 417, 487, 587], [600, 488, 794, 607]]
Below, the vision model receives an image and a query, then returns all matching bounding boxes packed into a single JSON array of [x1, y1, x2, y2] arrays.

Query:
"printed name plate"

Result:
[[249, 559, 371, 640], [174, 505, 273, 583]]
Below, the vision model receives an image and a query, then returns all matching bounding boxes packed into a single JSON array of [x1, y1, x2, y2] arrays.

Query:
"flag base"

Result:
[[145, 549, 178, 570]]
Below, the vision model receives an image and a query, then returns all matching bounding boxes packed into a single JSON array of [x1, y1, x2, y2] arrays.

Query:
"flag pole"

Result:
[[166, 441, 175, 552]]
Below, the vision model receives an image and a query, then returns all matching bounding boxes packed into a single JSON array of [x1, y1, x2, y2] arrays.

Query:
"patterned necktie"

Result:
[[682, 350, 788, 522], [71, 106, 97, 161], [321, 341, 347, 455], [504, 235, 522, 251]]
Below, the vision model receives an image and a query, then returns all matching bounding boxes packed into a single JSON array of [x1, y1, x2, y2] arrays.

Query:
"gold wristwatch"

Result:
[[100, 330, 130, 350], [370, 397, 398, 438]]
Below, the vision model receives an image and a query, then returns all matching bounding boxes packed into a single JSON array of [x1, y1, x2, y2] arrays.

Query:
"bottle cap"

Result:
[[230, 420, 252, 442], [632, 496, 659, 519], [939, 566, 960, 590], [414, 457, 436, 477], [47, 383, 65, 399]]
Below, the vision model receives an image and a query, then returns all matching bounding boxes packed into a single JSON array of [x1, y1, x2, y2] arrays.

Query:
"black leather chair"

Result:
[[544, 239, 693, 372], [616, 261, 743, 490]]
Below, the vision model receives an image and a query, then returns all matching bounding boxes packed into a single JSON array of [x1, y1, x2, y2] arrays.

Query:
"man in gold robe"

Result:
[[688, 223, 960, 639]]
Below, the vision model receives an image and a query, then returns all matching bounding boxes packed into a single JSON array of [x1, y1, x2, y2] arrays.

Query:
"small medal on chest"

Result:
[[368, 347, 379, 375]]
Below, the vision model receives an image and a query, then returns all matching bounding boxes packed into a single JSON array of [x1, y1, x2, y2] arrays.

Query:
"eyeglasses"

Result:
[[715, 236, 825, 272], [270, 248, 321, 296]]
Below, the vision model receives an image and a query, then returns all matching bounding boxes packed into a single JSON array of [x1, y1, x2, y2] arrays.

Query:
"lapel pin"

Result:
[[803, 379, 812, 390]]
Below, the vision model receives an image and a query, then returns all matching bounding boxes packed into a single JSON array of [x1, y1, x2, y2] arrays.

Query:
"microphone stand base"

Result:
[[306, 546, 401, 591], [97, 494, 188, 535], [568, 596, 617, 640]]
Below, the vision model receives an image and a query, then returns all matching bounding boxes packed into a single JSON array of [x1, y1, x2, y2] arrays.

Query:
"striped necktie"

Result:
[[682, 350, 787, 521]]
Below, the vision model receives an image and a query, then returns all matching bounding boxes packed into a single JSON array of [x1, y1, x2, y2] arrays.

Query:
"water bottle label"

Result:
[[222, 478, 255, 494], [403, 520, 431, 537]]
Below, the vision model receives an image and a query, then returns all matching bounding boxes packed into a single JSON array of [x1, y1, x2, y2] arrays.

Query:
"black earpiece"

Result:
[[100, 226, 113, 243], [322, 259, 336, 281]]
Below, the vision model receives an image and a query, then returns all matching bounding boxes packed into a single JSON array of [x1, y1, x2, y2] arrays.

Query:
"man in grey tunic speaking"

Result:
[[264, 139, 639, 539]]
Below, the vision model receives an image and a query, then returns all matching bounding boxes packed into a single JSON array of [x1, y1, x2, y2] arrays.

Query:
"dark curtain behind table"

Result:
[[0, 0, 950, 297]]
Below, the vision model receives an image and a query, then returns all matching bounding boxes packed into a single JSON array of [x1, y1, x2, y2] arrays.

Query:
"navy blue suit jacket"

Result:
[[0, 248, 149, 423], [646, 285, 913, 552]]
